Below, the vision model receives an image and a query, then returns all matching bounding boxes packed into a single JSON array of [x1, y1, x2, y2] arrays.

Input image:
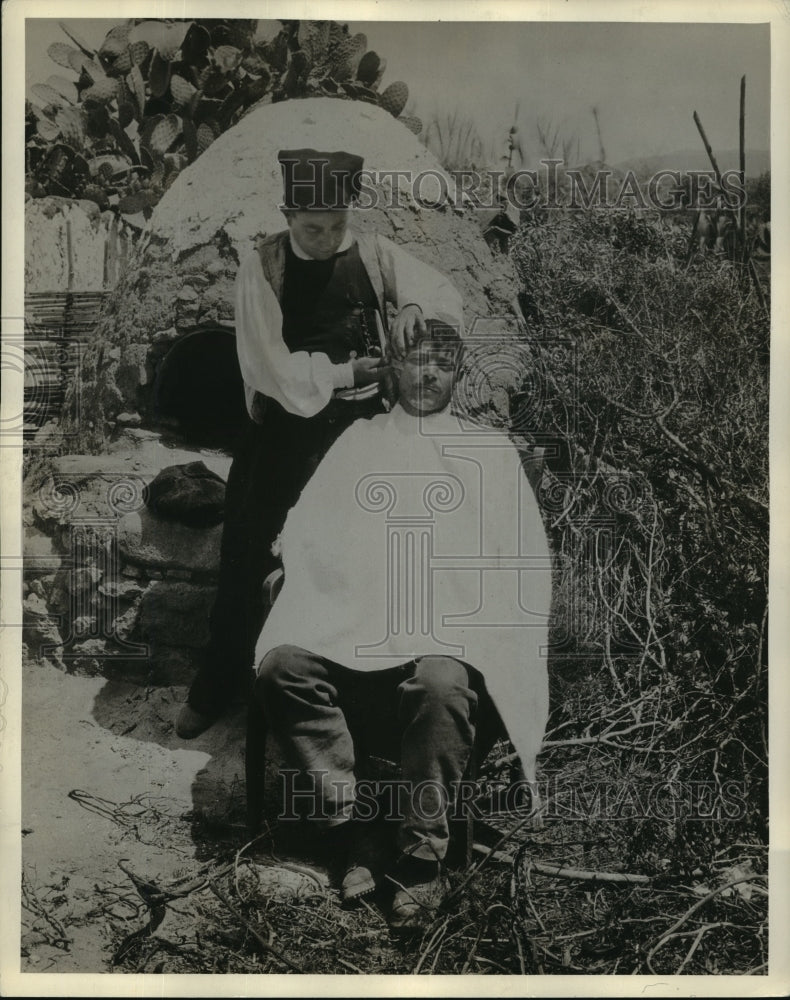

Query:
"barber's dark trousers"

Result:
[[186, 396, 384, 717], [255, 644, 492, 861]]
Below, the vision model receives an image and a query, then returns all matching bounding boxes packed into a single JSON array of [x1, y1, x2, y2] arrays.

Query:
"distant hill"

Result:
[[615, 148, 770, 178]]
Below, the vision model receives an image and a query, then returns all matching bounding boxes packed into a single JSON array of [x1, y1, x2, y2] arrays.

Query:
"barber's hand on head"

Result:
[[390, 304, 427, 359], [351, 355, 391, 387]]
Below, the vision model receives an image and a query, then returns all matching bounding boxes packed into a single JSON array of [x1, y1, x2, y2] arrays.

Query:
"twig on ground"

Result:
[[208, 880, 304, 973], [413, 915, 450, 974], [336, 955, 364, 973], [643, 874, 767, 973], [476, 843, 651, 885], [21, 872, 72, 950]]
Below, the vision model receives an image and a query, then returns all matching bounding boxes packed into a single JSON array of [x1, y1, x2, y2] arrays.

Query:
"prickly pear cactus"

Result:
[[398, 113, 423, 136], [27, 18, 422, 219], [379, 81, 409, 118]]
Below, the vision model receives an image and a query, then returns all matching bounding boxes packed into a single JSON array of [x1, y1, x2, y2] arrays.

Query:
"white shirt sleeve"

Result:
[[374, 234, 465, 332], [234, 251, 354, 419]]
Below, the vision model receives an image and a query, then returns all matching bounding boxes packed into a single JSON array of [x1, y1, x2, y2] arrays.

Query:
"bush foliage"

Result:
[[510, 209, 768, 846]]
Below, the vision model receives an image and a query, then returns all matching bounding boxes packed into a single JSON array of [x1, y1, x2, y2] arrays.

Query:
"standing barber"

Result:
[[177, 148, 464, 737]]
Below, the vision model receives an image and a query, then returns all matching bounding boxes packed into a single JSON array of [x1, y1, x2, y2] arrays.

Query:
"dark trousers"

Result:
[[187, 395, 385, 716], [254, 645, 504, 861]]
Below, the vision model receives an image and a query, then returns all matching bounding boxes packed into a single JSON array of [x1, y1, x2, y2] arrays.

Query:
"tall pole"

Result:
[[739, 76, 746, 262]]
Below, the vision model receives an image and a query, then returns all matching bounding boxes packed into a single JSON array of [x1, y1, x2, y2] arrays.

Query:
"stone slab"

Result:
[[117, 508, 222, 576]]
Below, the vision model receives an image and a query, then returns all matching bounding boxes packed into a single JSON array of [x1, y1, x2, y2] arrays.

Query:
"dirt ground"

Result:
[[21, 659, 250, 972], [17, 655, 771, 980]]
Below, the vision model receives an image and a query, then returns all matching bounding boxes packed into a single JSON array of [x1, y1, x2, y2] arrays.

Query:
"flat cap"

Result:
[[278, 148, 364, 210]]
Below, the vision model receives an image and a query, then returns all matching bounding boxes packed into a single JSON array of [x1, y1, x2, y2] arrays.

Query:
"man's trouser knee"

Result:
[[253, 648, 481, 857]]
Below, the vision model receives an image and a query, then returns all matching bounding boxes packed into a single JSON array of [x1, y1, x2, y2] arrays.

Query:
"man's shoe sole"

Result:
[[341, 866, 378, 902]]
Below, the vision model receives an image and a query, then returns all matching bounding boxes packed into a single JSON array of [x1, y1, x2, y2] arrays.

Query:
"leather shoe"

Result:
[[340, 822, 393, 903], [175, 703, 216, 739], [388, 855, 448, 929]]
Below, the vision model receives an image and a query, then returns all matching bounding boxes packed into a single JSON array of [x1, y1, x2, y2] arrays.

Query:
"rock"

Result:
[[116, 412, 142, 428], [111, 601, 143, 644], [116, 343, 151, 398], [23, 527, 63, 564], [138, 581, 216, 647], [117, 508, 222, 576], [120, 428, 161, 442], [153, 326, 179, 344], [23, 592, 50, 617], [32, 420, 62, 449], [177, 286, 199, 301], [70, 566, 103, 594], [98, 579, 145, 601], [68, 657, 104, 678], [101, 380, 125, 418], [73, 615, 98, 637], [71, 638, 110, 657], [23, 594, 63, 651], [197, 307, 218, 325], [165, 569, 192, 581], [46, 569, 71, 613]]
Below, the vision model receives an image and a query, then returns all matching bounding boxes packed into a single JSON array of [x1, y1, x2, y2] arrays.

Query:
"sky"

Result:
[[25, 17, 771, 169]]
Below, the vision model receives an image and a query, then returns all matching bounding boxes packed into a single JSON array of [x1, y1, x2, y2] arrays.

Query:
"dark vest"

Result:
[[257, 233, 380, 364]]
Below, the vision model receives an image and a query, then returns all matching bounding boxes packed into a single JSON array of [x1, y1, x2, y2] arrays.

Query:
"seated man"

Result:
[[252, 327, 552, 929]]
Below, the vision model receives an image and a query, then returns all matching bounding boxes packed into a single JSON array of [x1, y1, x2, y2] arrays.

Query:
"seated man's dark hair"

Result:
[[412, 320, 465, 361]]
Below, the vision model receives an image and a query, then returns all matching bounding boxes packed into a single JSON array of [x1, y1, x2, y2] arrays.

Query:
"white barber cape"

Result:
[[254, 403, 552, 782]]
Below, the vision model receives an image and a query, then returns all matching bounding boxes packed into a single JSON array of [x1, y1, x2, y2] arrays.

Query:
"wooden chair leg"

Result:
[[446, 739, 479, 870], [245, 571, 281, 838]]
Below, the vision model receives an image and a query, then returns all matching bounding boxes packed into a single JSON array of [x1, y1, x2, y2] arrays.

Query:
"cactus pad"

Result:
[[350, 33, 368, 60], [214, 45, 243, 72], [47, 42, 78, 68], [379, 80, 408, 117], [182, 117, 198, 161], [117, 101, 135, 129], [330, 36, 356, 81], [149, 52, 172, 99], [356, 50, 380, 86], [129, 40, 150, 66], [196, 122, 216, 153], [99, 29, 129, 59], [127, 66, 146, 117], [67, 49, 91, 75], [118, 191, 152, 214], [104, 46, 133, 76], [32, 83, 65, 109], [398, 113, 423, 136], [55, 106, 86, 149], [83, 74, 119, 102], [170, 74, 197, 105], [36, 117, 61, 142], [149, 114, 182, 154]]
